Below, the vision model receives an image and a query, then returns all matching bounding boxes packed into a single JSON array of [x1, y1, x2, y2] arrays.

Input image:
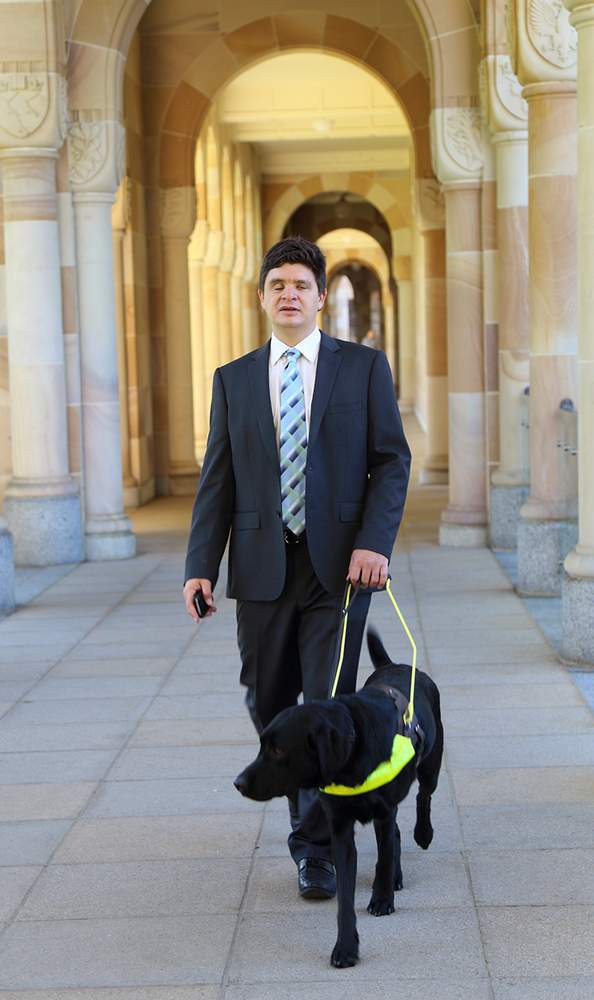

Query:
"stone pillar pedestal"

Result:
[[489, 131, 530, 548], [517, 81, 578, 593], [439, 183, 487, 545], [0, 517, 15, 613], [1, 148, 83, 565], [419, 227, 448, 485], [561, 0, 594, 661], [73, 191, 135, 560]]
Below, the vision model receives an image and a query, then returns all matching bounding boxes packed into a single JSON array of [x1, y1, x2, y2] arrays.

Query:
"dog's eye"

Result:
[[268, 744, 285, 760]]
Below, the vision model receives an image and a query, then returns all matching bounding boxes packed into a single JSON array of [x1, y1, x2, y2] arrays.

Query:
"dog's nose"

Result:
[[234, 774, 248, 797]]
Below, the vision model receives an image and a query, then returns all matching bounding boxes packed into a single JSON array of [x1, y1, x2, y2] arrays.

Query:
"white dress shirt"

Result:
[[269, 327, 321, 450]]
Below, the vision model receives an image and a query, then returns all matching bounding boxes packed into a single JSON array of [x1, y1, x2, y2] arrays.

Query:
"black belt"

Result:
[[283, 527, 306, 545]]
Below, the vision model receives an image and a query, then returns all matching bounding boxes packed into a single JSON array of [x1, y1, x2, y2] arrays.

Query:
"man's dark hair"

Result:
[[259, 236, 326, 293]]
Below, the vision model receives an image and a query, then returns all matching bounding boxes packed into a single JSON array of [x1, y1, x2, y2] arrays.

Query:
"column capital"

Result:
[[480, 55, 528, 135], [430, 107, 484, 186], [67, 117, 125, 195], [508, 0, 577, 87], [522, 79, 577, 101], [160, 186, 196, 240]]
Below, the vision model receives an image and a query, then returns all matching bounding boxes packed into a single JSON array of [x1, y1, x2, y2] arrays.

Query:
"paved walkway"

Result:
[[0, 424, 593, 998]]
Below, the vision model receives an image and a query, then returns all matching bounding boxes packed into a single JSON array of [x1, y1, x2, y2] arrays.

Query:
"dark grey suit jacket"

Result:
[[184, 332, 411, 599]]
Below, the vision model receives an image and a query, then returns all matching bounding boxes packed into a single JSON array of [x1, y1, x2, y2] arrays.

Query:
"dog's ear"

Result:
[[367, 625, 392, 671], [311, 720, 353, 784]]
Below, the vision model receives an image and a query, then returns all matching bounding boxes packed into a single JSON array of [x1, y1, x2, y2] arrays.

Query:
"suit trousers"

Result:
[[237, 535, 371, 864]]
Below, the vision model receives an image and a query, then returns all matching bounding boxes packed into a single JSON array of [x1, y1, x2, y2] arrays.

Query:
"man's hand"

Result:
[[347, 549, 389, 589], [183, 578, 216, 622]]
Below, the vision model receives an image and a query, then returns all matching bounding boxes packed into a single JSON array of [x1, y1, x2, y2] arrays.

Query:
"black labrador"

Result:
[[234, 626, 444, 968]]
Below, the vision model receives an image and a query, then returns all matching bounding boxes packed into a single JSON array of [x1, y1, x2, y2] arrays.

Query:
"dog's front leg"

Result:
[[328, 814, 359, 968], [368, 810, 396, 915]]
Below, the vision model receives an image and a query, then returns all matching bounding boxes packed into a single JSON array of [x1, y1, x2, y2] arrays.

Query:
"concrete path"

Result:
[[0, 453, 593, 997]]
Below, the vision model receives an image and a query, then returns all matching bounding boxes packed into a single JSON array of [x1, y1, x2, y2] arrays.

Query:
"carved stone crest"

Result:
[[68, 121, 107, 185], [444, 109, 483, 173], [527, 0, 577, 68], [497, 56, 528, 120], [0, 71, 49, 139]]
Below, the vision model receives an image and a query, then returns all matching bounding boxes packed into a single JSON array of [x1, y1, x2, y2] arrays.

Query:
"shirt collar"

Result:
[[270, 327, 321, 365]]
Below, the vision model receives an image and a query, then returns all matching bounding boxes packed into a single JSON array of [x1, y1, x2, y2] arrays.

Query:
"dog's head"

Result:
[[234, 700, 356, 801]]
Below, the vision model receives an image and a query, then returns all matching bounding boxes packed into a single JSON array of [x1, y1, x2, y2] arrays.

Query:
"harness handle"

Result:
[[328, 575, 417, 726]]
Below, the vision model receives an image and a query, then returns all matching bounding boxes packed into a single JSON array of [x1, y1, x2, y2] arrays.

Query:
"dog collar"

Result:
[[320, 730, 417, 797]]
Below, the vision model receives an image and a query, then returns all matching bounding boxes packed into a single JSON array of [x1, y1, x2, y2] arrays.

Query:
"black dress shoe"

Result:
[[298, 858, 336, 900]]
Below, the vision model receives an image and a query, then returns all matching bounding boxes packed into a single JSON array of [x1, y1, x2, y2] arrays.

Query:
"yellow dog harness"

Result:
[[321, 578, 419, 797]]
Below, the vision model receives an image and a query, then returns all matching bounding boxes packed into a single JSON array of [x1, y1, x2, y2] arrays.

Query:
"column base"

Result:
[[0, 519, 15, 613], [489, 484, 530, 550], [85, 514, 136, 561], [561, 572, 594, 665], [123, 482, 141, 510], [5, 493, 84, 566], [439, 522, 488, 547], [517, 518, 578, 595], [419, 455, 448, 485], [169, 472, 199, 496]]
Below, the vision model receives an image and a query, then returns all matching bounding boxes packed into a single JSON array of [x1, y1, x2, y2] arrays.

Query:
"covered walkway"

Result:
[[0, 419, 593, 997]]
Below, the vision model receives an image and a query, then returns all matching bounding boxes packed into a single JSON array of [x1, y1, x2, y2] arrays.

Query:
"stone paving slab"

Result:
[[16, 858, 251, 920], [0, 782, 96, 821], [0, 915, 237, 989], [224, 986, 494, 1000], [479, 905, 594, 977], [226, 908, 487, 983], [53, 813, 262, 864], [0, 722, 134, 753], [459, 803, 594, 850], [467, 848, 594, 905], [0, 821, 74, 865], [0, 750, 119, 785], [492, 978, 594, 1000], [48, 659, 177, 678], [0, 990, 219, 1000]]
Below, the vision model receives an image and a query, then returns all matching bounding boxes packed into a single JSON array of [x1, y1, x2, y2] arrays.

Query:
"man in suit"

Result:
[[183, 235, 410, 899]]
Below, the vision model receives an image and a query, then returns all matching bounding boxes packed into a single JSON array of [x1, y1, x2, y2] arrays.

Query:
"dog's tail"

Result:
[[367, 625, 392, 672]]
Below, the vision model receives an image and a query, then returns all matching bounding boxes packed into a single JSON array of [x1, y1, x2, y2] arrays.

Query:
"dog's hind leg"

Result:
[[414, 720, 444, 850], [367, 810, 396, 916], [328, 814, 359, 968]]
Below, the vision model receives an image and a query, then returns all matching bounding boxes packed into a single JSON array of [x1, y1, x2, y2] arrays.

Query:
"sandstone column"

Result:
[[440, 182, 487, 545], [561, 0, 594, 661], [112, 181, 139, 508], [507, 0, 579, 592], [201, 228, 224, 416], [160, 186, 199, 495], [188, 217, 209, 465], [415, 180, 448, 485], [481, 41, 531, 548], [2, 148, 83, 564], [394, 269, 414, 412], [69, 119, 135, 559]]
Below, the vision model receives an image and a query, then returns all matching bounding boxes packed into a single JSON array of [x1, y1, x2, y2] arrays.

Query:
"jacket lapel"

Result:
[[308, 331, 342, 451], [248, 341, 279, 474]]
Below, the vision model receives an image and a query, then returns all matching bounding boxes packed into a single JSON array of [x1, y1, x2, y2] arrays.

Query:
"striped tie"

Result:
[[279, 348, 307, 535]]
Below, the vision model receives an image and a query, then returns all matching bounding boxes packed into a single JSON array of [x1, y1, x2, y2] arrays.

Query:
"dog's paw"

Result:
[[414, 822, 433, 850], [331, 940, 359, 968], [367, 894, 395, 916]]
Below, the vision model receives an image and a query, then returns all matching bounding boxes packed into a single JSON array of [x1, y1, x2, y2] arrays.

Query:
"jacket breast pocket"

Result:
[[339, 502, 363, 523], [233, 511, 261, 530], [327, 399, 362, 414]]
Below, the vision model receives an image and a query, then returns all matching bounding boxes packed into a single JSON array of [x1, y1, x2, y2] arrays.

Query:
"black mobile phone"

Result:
[[193, 590, 209, 618]]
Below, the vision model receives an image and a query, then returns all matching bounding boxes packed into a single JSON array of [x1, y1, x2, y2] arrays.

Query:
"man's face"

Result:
[[258, 262, 327, 337]]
